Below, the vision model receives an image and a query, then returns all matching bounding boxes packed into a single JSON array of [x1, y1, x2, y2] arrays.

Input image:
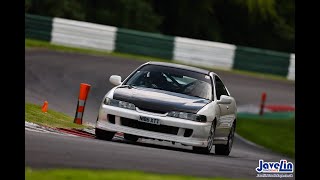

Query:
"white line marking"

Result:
[[235, 133, 265, 149]]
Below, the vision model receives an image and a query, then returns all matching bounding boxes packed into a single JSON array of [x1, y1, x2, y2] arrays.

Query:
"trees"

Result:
[[25, 0, 295, 53], [25, 0, 85, 21], [153, 0, 223, 41], [85, 0, 162, 32], [152, 0, 294, 52], [230, 0, 295, 52]]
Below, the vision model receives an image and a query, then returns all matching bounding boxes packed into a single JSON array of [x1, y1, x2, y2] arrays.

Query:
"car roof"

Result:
[[146, 61, 211, 75]]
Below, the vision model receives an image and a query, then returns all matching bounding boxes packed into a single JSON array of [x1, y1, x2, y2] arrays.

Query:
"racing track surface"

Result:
[[25, 49, 295, 179]]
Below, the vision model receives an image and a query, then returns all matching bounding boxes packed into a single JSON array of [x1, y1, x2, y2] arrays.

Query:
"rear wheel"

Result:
[[192, 121, 215, 154], [215, 121, 236, 156], [95, 128, 115, 141], [124, 133, 139, 142]]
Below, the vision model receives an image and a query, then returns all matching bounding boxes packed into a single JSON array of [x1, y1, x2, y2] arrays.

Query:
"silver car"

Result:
[[95, 62, 237, 155]]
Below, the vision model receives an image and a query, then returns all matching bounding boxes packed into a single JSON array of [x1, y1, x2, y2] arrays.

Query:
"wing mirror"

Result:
[[217, 95, 232, 104], [109, 75, 122, 86]]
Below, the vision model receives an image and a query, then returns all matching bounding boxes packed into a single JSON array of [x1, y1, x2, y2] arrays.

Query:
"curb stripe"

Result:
[[234, 133, 265, 150], [56, 128, 95, 138]]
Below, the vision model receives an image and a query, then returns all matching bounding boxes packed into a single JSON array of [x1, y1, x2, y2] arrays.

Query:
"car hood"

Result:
[[112, 87, 210, 114]]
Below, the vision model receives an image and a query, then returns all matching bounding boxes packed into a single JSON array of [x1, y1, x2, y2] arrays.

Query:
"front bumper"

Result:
[[96, 104, 212, 147]]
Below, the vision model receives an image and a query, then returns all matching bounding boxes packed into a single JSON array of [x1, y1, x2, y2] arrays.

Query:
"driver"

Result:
[[147, 71, 169, 90]]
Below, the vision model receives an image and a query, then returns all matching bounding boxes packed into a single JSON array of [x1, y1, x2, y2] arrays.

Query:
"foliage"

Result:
[[25, 0, 295, 53]]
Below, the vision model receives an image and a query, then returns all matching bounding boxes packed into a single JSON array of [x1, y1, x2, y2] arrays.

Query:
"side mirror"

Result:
[[217, 95, 232, 104], [109, 75, 122, 86]]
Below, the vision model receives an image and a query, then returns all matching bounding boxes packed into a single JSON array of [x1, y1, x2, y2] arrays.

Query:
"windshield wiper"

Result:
[[118, 84, 135, 89], [184, 94, 206, 100]]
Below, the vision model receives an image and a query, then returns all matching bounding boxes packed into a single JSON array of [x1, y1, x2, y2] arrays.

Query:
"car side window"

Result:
[[215, 76, 229, 100]]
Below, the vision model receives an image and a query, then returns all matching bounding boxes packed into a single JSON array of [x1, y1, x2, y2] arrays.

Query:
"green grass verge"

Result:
[[25, 39, 292, 83], [25, 103, 85, 129], [25, 168, 247, 180], [237, 112, 295, 120], [236, 117, 295, 158]]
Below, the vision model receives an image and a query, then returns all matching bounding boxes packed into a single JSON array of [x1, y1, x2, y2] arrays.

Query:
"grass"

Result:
[[25, 103, 85, 129], [236, 117, 295, 158], [25, 39, 293, 83], [237, 112, 295, 120], [25, 168, 247, 180]]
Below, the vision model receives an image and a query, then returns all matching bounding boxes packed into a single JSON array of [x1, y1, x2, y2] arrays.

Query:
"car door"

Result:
[[214, 76, 236, 141]]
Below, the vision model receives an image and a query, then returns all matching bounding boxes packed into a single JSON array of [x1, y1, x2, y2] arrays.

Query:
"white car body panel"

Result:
[[96, 62, 237, 148]]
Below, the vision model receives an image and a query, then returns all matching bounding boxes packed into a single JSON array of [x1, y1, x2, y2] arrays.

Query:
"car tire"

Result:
[[95, 128, 115, 141], [124, 133, 139, 142], [192, 120, 216, 154], [215, 121, 236, 156]]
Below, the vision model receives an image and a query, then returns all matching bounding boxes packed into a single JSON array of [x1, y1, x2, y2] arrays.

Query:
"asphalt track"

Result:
[[25, 49, 295, 179]]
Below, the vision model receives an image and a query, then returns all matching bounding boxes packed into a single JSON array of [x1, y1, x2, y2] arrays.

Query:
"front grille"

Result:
[[138, 107, 167, 114], [121, 117, 179, 135]]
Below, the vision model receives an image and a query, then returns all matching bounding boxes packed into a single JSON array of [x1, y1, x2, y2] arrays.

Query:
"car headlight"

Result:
[[104, 97, 136, 110], [167, 111, 207, 122]]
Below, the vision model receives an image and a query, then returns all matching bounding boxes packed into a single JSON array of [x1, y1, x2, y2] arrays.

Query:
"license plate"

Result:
[[139, 116, 160, 125]]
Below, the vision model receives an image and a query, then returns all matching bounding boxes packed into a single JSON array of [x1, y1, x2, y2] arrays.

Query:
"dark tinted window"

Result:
[[124, 64, 213, 100], [215, 76, 229, 100]]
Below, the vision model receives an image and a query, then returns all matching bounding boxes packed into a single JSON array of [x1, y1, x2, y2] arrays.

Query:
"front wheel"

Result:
[[192, 121, 215, 154], [215, 121, 236, 156], [95, 128, 115, 141]]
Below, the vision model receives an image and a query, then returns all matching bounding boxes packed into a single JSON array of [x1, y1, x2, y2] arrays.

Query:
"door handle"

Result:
[[226, 106, 229, 110]]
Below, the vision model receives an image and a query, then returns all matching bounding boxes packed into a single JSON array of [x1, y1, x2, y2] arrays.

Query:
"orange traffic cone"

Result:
[[42, 101, 48, 113]]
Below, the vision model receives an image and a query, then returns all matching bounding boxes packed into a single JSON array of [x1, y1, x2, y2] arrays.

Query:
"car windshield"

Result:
[[124, 64, 213, 100]]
